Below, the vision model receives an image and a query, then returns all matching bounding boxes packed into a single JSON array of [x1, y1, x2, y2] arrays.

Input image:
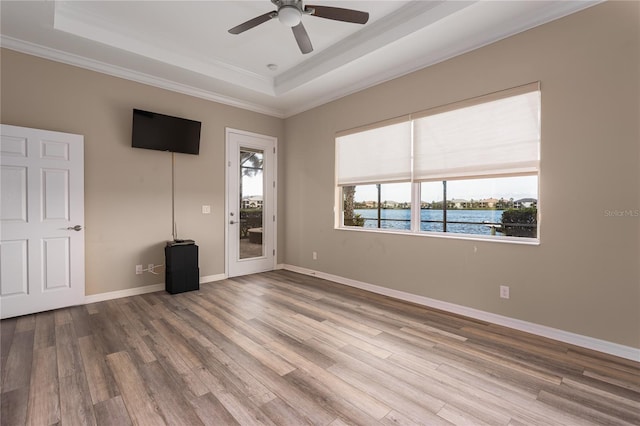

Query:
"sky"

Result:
[[242, 174, 264, 198]]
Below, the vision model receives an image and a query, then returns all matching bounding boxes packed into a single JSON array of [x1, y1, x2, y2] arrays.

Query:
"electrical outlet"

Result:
[[312, 251, 318, 260], [136, 264, 143, 275], [148, 263, 154, 272], [500, 285, 510, 299]]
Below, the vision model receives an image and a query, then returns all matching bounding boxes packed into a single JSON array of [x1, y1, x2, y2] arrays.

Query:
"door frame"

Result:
[[225, 128, 277, 277]]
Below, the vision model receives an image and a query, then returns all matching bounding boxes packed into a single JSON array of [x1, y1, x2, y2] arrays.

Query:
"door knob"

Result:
[[229, 220, 236, 225], [67, 225, 83, 231]]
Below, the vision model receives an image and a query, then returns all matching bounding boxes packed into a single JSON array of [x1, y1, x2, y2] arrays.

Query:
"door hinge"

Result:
[[273, 215, 276, 222], [273, 147, 276, 154], [273, 249, 276, 256], [273, 181, 276, 188], [228, 161, 231, 167]]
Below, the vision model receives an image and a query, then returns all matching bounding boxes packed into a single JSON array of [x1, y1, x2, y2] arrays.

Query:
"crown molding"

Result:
[[279, 0, 602, 117], [2, 0, 602, 120], [274, 1, 475, 96], [53, 0, 275, 96], [1, 36, 286, 118]]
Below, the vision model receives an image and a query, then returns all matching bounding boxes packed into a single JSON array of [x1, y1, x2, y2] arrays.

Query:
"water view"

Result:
[[355, 209, 505, 235]]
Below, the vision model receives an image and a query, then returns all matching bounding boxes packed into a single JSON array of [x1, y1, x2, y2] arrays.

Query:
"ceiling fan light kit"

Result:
[[228, 0, 370, 54], [278, 5, 302, 27]]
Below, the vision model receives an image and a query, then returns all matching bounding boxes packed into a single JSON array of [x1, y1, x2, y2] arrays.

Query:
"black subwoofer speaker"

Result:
[[165, 242, 199, 294]]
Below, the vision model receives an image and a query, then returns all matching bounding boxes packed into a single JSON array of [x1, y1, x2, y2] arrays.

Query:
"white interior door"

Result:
[[1, 124, 85, 319], [226, 128, 276, 277]]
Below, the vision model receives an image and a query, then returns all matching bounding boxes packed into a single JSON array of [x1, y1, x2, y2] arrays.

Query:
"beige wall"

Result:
[[0, 49, 284, 295], [282, 2, 640, 348]]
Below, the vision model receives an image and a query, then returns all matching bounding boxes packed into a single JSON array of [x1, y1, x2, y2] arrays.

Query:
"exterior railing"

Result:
[[356, 217, 537, 237]]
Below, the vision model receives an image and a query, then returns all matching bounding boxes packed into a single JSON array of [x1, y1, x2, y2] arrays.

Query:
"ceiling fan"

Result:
[[228, 0, 370, 54]]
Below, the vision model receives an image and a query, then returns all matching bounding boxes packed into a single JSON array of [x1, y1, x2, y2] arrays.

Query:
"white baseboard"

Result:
[[282, 264, 640, 362], [200, 274, 226, 284], [84, 273, 226, 304], [84, 283, 165, 304]]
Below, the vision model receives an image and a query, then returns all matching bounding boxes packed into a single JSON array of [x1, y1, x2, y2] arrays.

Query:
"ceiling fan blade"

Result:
[[305, 5, 369, 24], [228, 11, 276, 34], [292, 22, 313, 54]]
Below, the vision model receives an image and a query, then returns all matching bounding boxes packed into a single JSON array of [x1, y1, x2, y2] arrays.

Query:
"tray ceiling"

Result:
[[1, 1, 600, 117]]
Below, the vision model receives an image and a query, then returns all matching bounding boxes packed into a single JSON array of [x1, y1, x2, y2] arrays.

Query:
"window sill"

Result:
[[335, 226, 540, 246]]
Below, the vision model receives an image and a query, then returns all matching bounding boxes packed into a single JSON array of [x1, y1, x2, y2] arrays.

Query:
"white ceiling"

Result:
[[1, 1, 599, 118]]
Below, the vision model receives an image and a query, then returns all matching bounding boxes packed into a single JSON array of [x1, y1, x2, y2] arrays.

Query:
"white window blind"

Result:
[[413, 88, 540, 181], [336, 119, 411, 186]]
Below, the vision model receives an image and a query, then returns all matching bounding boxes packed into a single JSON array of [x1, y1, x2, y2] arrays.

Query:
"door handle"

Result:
[[67, 225, 83, 231], [229, 220, 236, 225]]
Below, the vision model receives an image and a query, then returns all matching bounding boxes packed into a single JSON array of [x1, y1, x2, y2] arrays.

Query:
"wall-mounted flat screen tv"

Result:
[[132, 109, 201, 155]]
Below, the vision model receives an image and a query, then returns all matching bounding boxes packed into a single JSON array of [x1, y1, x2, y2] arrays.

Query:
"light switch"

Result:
[[202, 205, 211, 214]]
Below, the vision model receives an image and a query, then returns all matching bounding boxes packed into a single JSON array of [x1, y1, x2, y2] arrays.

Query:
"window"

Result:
[[420, 176, 538, 237], [343, 183, 412, 230], [336, 83, 540, 241]]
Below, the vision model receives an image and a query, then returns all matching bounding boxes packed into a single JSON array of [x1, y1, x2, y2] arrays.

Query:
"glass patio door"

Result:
[[226, 129, 276, 277]]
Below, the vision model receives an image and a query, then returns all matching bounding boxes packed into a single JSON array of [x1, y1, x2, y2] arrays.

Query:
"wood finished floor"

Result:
[[1, 270, 639, 426]]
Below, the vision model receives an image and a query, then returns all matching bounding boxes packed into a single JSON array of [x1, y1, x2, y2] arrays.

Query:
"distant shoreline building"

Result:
[[356, 197, 537, 210], [242, 196, 263, 209]]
